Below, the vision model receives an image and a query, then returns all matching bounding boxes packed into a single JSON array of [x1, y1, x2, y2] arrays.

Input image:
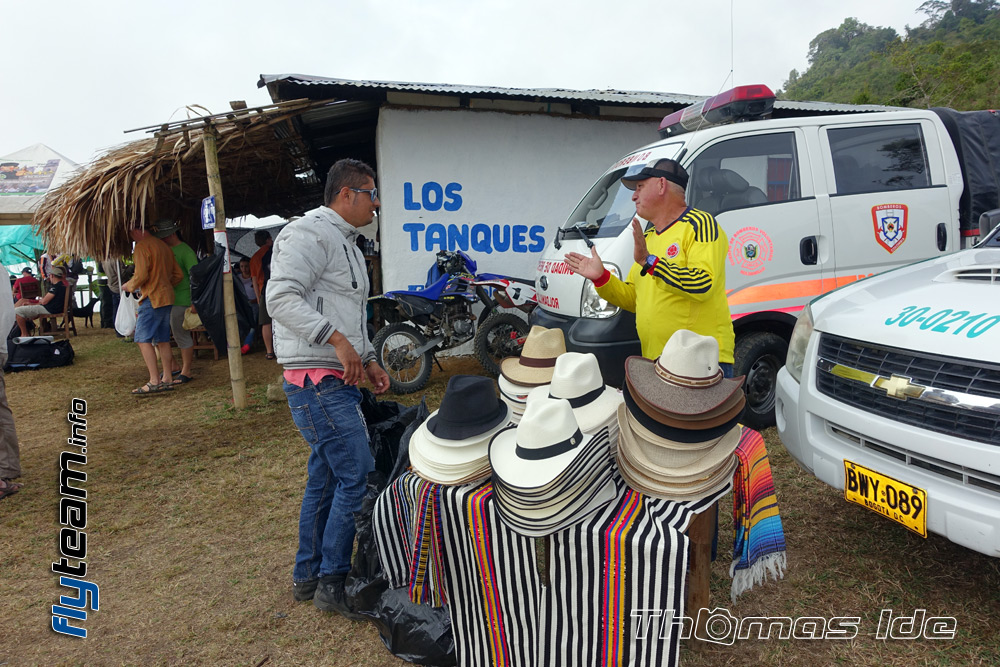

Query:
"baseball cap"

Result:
[[621, 158, 689, 191]]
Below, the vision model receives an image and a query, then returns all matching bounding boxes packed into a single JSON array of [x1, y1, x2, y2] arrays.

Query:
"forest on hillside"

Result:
[[780, 0, 999, 109]]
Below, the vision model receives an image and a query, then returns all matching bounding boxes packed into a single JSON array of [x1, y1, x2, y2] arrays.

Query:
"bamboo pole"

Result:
[[203, 125, 247, 410]]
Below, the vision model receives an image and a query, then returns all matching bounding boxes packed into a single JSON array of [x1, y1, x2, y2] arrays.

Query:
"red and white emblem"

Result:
[[872, 204, 908, 253], [666, 243, 680, 258]]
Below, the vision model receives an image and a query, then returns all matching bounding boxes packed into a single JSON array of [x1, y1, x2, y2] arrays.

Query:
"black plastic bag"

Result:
[[346, 396, 456, 666], [189, 243, 254, 356]]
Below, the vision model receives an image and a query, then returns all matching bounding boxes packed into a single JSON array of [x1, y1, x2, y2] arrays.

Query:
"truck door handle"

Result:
[[800, 236, 818, 265], [937, 223, 947, 251]]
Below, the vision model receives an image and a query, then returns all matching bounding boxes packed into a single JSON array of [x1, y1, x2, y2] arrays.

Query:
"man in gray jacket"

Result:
[[268, 158, 390, 619]]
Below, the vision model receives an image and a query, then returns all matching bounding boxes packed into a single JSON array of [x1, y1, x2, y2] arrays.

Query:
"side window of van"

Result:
[[688, 133, 799, 216], [828, 124, 930, 195]]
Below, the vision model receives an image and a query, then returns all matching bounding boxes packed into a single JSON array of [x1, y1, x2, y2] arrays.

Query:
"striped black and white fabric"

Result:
[[374, 469, 730, 666]]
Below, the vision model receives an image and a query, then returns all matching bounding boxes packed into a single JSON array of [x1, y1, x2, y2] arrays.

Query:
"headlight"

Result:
[[581, 264, 621, 318], [785, 304, 814, 383]]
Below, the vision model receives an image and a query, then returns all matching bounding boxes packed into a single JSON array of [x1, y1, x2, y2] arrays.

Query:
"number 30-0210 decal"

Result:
[[884, 306, 1000, 338]]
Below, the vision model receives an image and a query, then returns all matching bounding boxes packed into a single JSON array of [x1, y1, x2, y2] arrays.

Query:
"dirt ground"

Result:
[[1, 325, 998, 666]]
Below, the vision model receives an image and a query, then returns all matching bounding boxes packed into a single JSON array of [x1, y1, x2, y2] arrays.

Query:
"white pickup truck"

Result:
[[775, 215, 1000, 557]]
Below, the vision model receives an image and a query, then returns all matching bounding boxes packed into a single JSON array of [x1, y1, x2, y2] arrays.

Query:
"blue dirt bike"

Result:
[[370, 250, 536, 393]]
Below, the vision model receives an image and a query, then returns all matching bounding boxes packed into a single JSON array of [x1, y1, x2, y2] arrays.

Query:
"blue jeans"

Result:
[[284, 376, 373, 581]]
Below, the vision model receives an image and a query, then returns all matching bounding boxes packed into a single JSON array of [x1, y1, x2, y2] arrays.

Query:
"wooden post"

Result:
[[686, 500, 717, 652], [203, 125, 247, 410]]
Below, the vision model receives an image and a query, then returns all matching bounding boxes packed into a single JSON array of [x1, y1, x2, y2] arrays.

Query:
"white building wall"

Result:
[[373, 107, 656, 292]]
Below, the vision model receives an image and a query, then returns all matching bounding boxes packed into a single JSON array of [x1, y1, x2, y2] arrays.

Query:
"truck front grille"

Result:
[[816, 333, 1000, 445]]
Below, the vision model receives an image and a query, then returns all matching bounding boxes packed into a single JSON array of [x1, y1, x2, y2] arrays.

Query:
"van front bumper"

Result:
[[776, 366, 1000, 558], [529, 308, 640, 387]]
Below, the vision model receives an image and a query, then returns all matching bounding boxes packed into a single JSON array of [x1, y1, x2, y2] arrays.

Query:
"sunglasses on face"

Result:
[[349, 187, 378, 202]]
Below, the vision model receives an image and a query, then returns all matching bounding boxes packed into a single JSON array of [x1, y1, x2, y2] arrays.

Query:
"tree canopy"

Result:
[[780, 0, 1000, 109]]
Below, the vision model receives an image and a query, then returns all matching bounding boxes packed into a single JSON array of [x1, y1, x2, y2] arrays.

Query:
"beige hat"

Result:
[[617, 444, 737, 502], [499, 326, 566, 387], [624, 330, 744, 418], [616, 404, 739, 477]]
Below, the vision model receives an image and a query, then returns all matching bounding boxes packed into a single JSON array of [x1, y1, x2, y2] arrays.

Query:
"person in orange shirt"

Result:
[[123, 225, 182, 395]]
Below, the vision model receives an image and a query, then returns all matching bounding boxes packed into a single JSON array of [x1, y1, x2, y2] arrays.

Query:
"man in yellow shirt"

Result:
[[564, 158, 736, 376]]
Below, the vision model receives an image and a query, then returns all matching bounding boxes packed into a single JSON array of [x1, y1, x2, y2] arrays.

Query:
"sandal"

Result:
[[265, 353, 276, 360], [131, 381, 172, 396], [167, 374, 194, 386], [0, 479, 23, 500]]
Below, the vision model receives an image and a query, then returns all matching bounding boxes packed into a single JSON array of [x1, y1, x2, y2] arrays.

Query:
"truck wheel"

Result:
[[734, 331, 787, 430], [373, 323, 432, 394], [474, 312, 529, 376]]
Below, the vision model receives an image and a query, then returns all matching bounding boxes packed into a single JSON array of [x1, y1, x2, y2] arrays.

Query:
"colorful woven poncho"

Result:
[[729, 426, 787, 602]]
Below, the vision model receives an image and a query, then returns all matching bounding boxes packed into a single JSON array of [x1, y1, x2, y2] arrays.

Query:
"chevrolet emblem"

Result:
[[874, 374, 925, 400]]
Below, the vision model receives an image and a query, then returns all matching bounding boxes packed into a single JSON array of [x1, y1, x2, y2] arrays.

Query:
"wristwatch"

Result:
[[640, 254, 658, 276]]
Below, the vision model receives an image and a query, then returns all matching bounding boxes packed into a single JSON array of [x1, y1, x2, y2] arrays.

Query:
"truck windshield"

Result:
[[562, 146, 682, 239]]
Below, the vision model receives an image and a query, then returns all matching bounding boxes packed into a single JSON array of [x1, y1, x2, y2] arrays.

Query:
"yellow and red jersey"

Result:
[[595, 207, 735, 363]]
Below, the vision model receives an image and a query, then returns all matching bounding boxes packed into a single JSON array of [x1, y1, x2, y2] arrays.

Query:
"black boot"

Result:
[[313, 574, 365, 621]]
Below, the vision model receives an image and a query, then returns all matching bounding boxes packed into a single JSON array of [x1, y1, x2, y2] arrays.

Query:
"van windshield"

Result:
[[561, 146, 682, 239]]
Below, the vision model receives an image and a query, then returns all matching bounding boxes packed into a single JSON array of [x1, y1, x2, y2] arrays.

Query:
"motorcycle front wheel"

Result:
[[373, 323, 433, 394], [474, 312, 529, 377]]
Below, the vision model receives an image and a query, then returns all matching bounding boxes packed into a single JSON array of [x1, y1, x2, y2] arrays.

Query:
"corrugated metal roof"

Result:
[[259, 74, 706, 107], [258, 74, 896, 113]]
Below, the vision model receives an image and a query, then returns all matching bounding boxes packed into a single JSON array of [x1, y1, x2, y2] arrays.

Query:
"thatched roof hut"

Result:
[[33, 99, 338, 258]]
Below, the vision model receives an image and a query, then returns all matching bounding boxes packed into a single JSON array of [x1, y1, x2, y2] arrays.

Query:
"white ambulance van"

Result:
[[775, 215, 1000, 557], [530, 85, 1000, 428]]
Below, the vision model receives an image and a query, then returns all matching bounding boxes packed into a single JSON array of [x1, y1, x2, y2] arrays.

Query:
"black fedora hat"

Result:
[[426, 375, 507, 441]]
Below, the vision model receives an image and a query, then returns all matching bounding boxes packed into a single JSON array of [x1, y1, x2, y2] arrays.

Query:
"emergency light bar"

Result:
[[658, 85, 776, 138]]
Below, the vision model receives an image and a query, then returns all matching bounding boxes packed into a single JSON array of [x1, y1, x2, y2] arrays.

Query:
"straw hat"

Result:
[[617, 444, 737, 502], [489, 397, 596, 489], [491, 419, 617, 537], [624, 330, 743, 417], [523, 352, 622, 433], [499, 326, 566, 387], [498, 374, 538, 405], [616, 404, 739, 478]]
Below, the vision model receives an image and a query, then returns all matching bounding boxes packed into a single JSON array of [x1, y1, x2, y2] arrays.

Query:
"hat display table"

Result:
[[375, 469, 730, 666]]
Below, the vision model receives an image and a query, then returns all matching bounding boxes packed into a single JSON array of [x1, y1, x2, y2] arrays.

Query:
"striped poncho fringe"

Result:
[[729, 426, 788, 603]]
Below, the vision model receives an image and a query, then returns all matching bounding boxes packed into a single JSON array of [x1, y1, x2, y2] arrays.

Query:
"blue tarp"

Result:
[[0, 225, 43, 273]]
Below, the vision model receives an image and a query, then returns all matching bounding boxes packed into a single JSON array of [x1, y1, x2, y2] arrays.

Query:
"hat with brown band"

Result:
[[616, 403, 740, 478], [499, 326, 566, 387], [624, 329, 744, 417], [623, 378, 745, 430]]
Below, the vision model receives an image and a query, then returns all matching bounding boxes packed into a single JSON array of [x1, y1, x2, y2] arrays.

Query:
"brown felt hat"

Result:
[[499, 326, 566, 387], [624, 330, 744, 418], [616, 403, 740, 477], [625, 375, 745, 430]]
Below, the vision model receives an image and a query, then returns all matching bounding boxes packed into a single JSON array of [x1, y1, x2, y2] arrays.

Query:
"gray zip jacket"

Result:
[[267, 206, 375, 370]]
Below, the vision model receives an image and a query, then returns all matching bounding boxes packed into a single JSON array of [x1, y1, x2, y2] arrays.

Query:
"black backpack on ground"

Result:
[[4, 336, 75, 372]]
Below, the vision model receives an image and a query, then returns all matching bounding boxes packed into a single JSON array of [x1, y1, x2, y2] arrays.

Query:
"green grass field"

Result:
[[2, 326, 998, 666]]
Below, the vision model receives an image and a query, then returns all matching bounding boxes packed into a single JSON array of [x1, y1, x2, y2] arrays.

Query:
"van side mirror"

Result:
[[979, 209, 1000, 237]]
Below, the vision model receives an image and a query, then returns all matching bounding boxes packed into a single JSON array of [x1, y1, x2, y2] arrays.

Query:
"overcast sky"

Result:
[[1, 0, 928, 165]]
